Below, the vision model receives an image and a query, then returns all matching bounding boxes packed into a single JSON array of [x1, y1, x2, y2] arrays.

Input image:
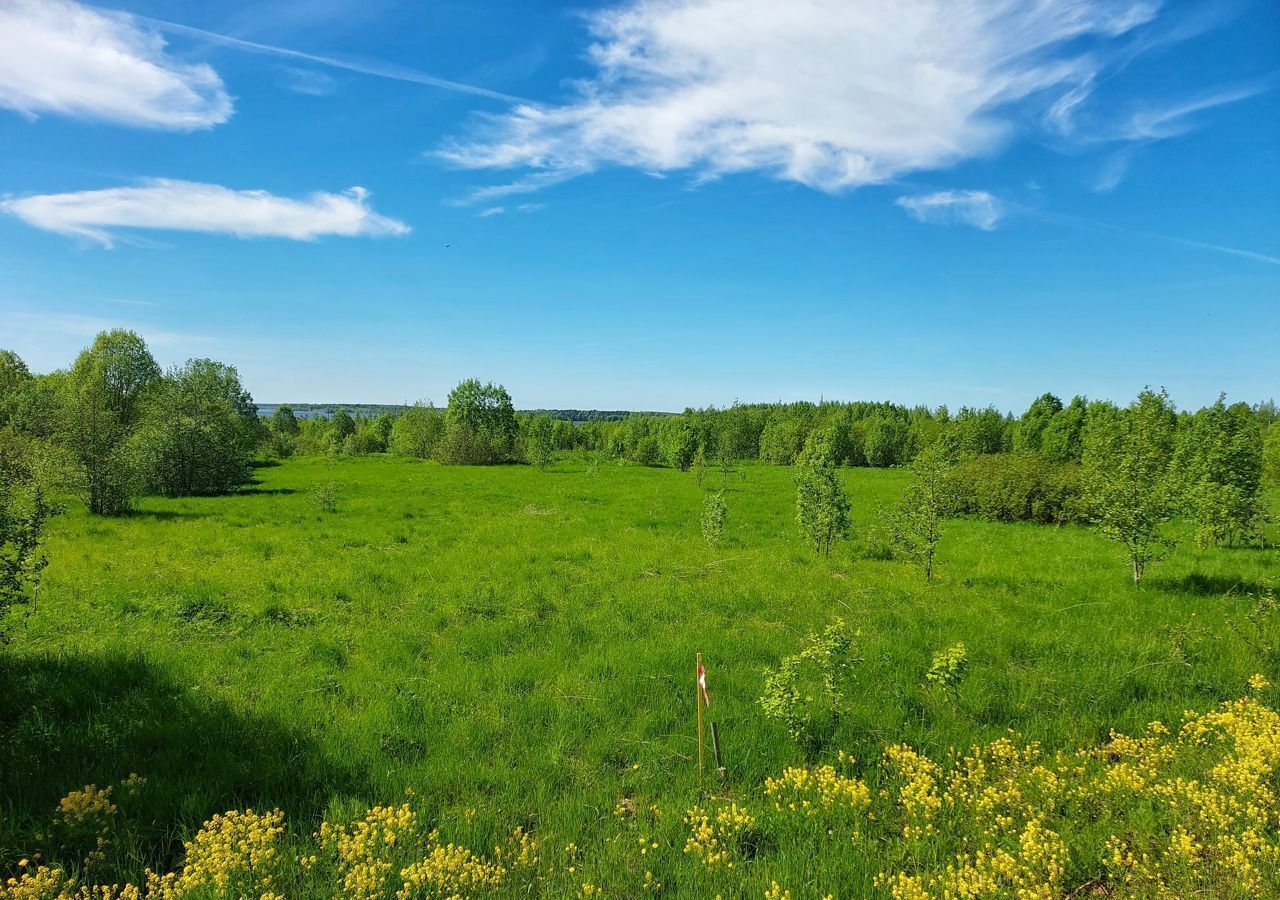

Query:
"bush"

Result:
[[390, 403, 444, 459], [0, 468, 57, 644], [701, 492, 727, 546], [759, 618, 861, 748], [136, 359, 259, 497], [795, 460, 851, 556], [310, 481, 339, 513], [948, 453, 1083, 524], [440, 380, 517, 465]]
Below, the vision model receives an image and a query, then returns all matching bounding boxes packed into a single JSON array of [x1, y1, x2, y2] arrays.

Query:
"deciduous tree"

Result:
[[1081, 388, 1177, 583]]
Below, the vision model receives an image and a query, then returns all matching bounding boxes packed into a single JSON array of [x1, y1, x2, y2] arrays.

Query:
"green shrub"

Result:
[[701, 492, 727, 546], [925, 642, 969, 703], [948, 453, 1083, 524], [759, 618, 861, 748]]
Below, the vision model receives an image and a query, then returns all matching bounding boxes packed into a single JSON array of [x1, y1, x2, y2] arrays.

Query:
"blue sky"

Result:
[[1, 0, 1276, 411]]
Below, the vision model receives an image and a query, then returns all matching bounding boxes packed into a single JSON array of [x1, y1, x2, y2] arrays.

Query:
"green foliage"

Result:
[[881, 447, 953, 579], [1173, 395, 1264, 547], [310, 480, 339, 513], [759, 418, 807, 465], [328, 410, 356, 449], [56, 329, 161, 515], [1011, 393, 1063, 454], [799, 423, 849, 467], [660, 419, 698, 471], [758, 618, 861, 746], [948, 453, 1083, 525], [0, 469, 56, 644], [1265, 422, 1280, 489], [942, 406, 1010, 458], [389, 402, 444, 459], [701, 491, 727, 546], [440, 379, 517, 465], [690, 446, 707, 488], [925, 642, 969, 702], [795, 458, 850, 556], [523, 415, 556, 470], [1082, 389, 1177, 583], [136, 359, 259, 497], [271, 405, 300, 437], [0, 348, 33, 427], [1040, 395, 1088, 464], [863, 415, 908, 467], [1229, 585, 1279, 671]]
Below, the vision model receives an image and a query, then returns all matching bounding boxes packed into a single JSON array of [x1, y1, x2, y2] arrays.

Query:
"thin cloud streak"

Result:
[[1022, 206, 1280, 268], [10, 311, 212, 348], [123, 10, 526, 104], [2, 179, 410, 246]]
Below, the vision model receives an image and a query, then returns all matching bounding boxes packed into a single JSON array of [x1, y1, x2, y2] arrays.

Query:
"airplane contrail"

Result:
[[113, 8, 527, 105]]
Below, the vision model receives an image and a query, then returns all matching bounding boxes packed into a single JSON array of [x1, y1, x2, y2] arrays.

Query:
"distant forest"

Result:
[[256, 404, 649, 423]]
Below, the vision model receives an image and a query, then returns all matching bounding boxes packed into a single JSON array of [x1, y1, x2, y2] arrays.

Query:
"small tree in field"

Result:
[[691, 446, 707, 488], [795, 449, 850, 557], [0, 470, 55, 644], [701, 491, 727, 546], [883, 446, 953, 580], [1081, 388, 1177, 583], [523, 415, 555, 470]]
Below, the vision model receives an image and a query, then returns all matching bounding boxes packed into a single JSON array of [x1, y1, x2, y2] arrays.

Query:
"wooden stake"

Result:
[[696, 652, 705, 780]]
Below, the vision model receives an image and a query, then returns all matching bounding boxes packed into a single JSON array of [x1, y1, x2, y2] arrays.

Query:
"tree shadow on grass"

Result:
[[0, 652, 367, 877], [124, 508, 208, 521], [1150, 572, 1271, 597], [235, 486, 298, 496]]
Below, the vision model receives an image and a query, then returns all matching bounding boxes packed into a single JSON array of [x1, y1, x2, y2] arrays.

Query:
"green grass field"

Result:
[[3, 456, 1277, 897]]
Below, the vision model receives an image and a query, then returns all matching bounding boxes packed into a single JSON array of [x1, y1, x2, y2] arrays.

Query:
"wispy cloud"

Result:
[[2, 179, 410, 246], [896, 191, 1004, 230], [448, 168, 586, 207], [0, 0, 231, 129], [10, 311, 211, 348], [440, 0, 1159, 194], [1115, 83, 1270, 142], [278, 66, 339, 97], [1028, 207, 1280, 268], [478, 206, 505, 217], [129, 10, 524, 104], [101, 298, 160, 308], [1093, 147, 1138, 193]]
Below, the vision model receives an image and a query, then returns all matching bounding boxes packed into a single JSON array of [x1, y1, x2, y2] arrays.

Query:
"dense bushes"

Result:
[[137, 359, 260, 497], [1, 332, 259, 515], [948, 454, 1083, 525], [438, 380, 517, 464]]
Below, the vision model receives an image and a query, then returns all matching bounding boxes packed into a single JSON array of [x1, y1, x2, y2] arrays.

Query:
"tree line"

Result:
[[2, 333, 1277, 602]]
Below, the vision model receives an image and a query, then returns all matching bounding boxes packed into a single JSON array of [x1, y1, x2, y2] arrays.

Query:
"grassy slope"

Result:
[[2, 455, 1276, 893]]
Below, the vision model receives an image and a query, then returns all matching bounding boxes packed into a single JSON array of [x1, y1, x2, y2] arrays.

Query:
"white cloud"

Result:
[[440, 0, 1158, 193], [1, 179, 410, 246], [1115, 84, 1268, 142], [0, 0, 232, 129], [896, 190, 1004, 230], [478, 206, 505, 217], [278, 66, 339, 97]]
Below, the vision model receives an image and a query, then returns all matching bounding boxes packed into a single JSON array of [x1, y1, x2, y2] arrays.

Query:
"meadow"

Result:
[[2, 455, 1278, 898]]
